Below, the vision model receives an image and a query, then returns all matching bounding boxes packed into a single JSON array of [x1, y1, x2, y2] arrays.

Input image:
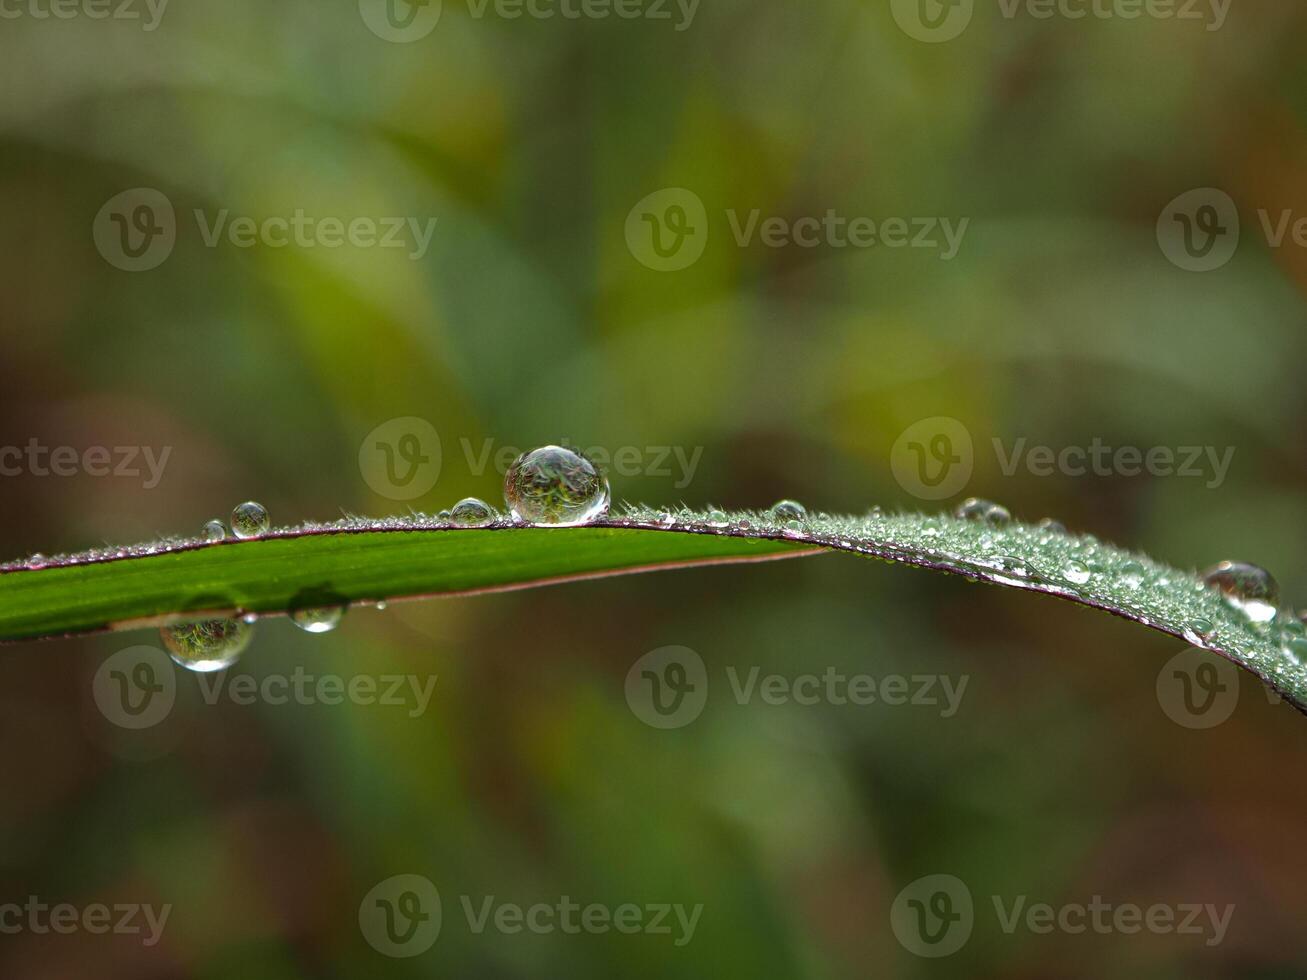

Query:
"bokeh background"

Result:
[[3, 0, 1307, 975]]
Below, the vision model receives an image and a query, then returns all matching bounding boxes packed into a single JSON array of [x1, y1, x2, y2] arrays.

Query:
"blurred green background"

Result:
[[3, 0, 1307, 975]]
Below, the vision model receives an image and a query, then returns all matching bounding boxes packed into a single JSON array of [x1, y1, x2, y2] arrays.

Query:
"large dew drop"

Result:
[[231, 501, 270, 539], [954, 498, 1012, 526], [450, 497, 495, 528], [769, 500, 807, 522], [1202, 561, 1280, 625], [161, 617, 252, 672], [503, 445, 610, 527]]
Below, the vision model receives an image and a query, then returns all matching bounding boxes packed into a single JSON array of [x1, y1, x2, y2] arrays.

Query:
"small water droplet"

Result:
[[1182, 618, 1216, 645], [375, 600, 388, 611], [735, 518, 752, 531], [161, 617, 252, 672], [450, 497, 495, 528], [26, 553, 48, 569], [202, 520, 227, 543], [1201, 561, 1280, 625], [240, 612, 259, 625], [231, 501, 270, 539], [1062, 560, 1092, 586], [1037, 518, 1067, 534], [1120, 561, 1145, 589], [290, 605, 345, 634], [782, 520, 805, 537], [503, 445, 610, 527], [954, 498, 1012, 526], [705, 509, 729, 529], [770, 500, 807, 522]]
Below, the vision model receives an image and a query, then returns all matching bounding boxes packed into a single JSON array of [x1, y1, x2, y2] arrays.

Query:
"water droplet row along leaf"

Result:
[[0, 506, 1301, 712]]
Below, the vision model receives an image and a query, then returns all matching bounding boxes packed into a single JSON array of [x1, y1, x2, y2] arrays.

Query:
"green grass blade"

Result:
[[3, 505, 1303, 711]]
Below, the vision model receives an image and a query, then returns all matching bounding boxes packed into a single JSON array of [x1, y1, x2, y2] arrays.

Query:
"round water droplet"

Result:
[[782, 520, 805, 536], [1120, 561, 1145, 589], [231, 501, 270, 539], [954, 498, 1012, 526], [1201, 561, 1280, 625], [736, 518, 752, 531], [1037, 518, 1067, 534], [503, 445, 610, 527], [202, 520, 227, 543], [290, 605, 345, 634], [770, 500, 807, 522], [375, 600, 388, 612], [1062, 560, 1092, 586], [450, 497, 494, 528], [161, 617, 252, 672], [240, 612, 259, 625], [705, 510, 729, 529], [437, 509, 451, 522], [26, 553, 48, 569]]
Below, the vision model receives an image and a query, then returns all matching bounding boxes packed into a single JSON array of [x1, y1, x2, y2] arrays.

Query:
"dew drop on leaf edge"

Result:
[[231, 501, 270, 539], [503, 445, 611, 527], [161, 617, 252, 672]]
